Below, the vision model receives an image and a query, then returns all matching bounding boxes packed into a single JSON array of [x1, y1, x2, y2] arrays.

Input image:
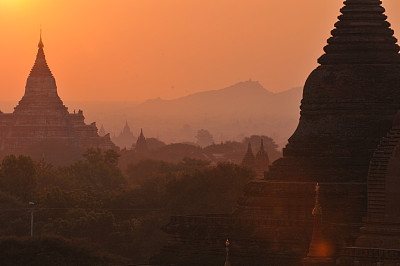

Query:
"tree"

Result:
[[195, 129, 214, 147], [0, 236, 128, 266], [60, 148, 126, 190], [146, 138, 166, 151], [0, 155, 37, 200]]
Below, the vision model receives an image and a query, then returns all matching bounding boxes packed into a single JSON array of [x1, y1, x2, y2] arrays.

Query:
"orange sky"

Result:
[[0, 0, 400, 102]]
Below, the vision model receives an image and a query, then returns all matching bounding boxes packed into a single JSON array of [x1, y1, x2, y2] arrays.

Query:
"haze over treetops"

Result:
[[1, 0, 400, 102]]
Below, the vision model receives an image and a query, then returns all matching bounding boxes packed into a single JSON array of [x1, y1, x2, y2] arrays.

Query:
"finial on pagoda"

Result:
[[312, 183, 322, 216], [38, 27, 44, 49], [302, 183, 334, 265], [224, 238, 231, 266]]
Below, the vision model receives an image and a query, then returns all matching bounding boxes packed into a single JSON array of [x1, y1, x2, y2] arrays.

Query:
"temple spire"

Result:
[[306, 183, 324, 258], [224, 239, 231, 266], [302, 184, 334, 266], [135, 128, 149, 154], [241, 142, 256, 169], [312, 183, 322, 216], [28, 29, 53, 78], [255, 138, 270, 175], [38, 27, 44, 49]]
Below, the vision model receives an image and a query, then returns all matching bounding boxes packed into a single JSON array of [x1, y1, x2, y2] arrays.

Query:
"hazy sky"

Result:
[[0, 0, 400, 102]]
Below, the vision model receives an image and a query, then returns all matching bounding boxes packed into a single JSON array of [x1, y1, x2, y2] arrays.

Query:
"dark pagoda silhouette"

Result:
[[241, 140, 270, 177], [241, 143, 255, 169], [158, 0, 400, 264], [134, 128, 148, 154], [255, 139, 270, 175], [0, 33, 116, 164]]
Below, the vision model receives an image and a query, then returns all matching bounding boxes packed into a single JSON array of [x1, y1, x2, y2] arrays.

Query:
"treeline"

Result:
[[0, 149, 254, 264], [119, 134, 282, 170]]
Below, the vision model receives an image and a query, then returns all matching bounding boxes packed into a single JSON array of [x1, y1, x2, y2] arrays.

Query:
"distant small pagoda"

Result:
[[241, 143, 255, 169], [112, 121, 136, 149], [134, 128, 149, 154], [241, 139, 270, 176], [0, 33, 117, 163], [98, 125, 107, 137]]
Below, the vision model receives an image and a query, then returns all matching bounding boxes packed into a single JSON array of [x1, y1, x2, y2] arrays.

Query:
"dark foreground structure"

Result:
[[338, 112, 400, 265], [0, 35, 116, 164], [154, 0, 400, 265]]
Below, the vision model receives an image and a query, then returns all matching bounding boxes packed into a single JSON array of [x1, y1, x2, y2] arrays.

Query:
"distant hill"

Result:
[[0, 81, 303, 148], [140, 80, 300, 117], [126, 80, 302, 146]]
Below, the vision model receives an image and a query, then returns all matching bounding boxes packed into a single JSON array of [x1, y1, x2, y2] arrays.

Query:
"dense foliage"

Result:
[[0, 149, 254, 264], [0, 236, 128, 266]]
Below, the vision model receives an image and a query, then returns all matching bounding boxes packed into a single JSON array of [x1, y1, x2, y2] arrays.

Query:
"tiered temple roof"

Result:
[[0, 34, 117, 164], [319, 0, 400, 65]]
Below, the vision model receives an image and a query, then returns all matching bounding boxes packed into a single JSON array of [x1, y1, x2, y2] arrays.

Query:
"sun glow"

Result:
[[0, 0, 33, 13]]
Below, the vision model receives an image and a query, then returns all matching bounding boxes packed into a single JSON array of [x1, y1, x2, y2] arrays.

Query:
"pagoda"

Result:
[[0, 33, 116, 164], [235, 0, 400, 245], [241, 143, 255, 169], [255, 139, 270, 175], [98, 125, 106, 137], [241, 140, 270, 176], [158, 0, 400, 264], [134, 128, 148, 154], [112, 121, 136, 149]]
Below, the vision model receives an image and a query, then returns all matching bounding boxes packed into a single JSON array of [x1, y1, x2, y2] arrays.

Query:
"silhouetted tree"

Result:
[[195, 129, 214, 147], [146, 138, 166, 151], [0, 155, 36, 200], [0, 236, 128, 266]]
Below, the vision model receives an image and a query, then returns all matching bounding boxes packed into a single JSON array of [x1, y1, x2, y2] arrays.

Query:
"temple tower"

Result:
[[98, 125, 106, 137], [241, 143, 255, 169], [0, 33, 117, 164], [135, 128, 148, 154], [255, 139, 270, 175], [14, 31, 68, 115], [112, 121, 136, 149]]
